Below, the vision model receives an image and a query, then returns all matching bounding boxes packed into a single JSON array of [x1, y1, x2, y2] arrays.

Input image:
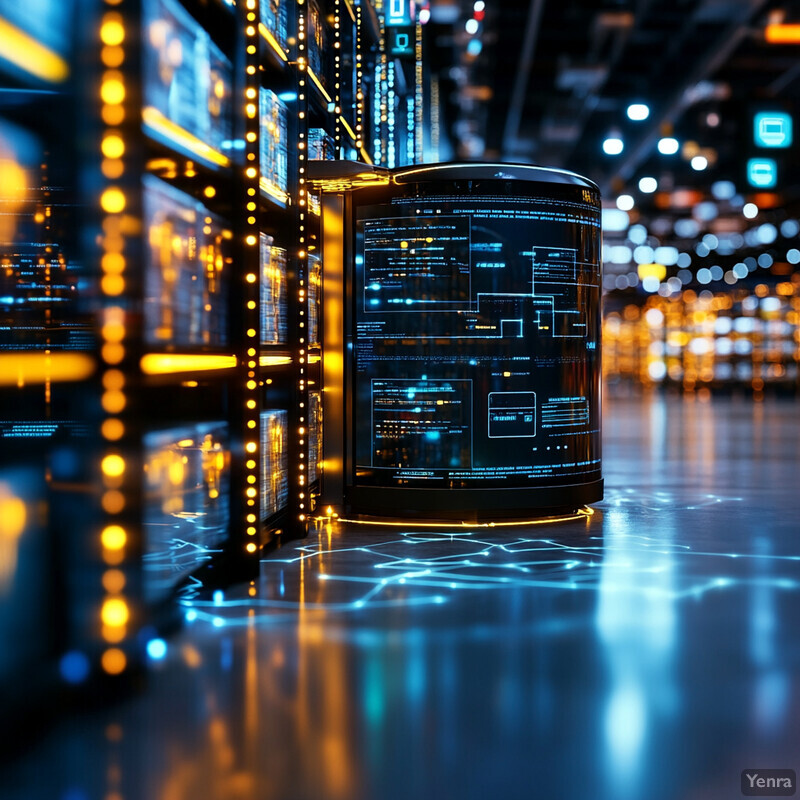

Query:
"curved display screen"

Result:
[[349, 171, 602, 513]]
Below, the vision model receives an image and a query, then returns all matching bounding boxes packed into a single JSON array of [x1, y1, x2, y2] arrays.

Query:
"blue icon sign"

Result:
[[747, 158, 778, 189], [754, 112, 793, 148]]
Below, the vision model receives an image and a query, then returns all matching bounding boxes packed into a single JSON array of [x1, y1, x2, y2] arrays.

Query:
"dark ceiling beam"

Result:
[[501, 0, 547, 157], [598, 0, 773, 196]]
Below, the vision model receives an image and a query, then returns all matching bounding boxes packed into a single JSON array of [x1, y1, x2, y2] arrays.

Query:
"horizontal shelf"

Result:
[[143, 107, 232, 171], [260, 180, 290, 208], [0, 351, 95, 387], [140, 353, 237, 376], [0, 17, 69, 86], [259, 23, 289, 71]]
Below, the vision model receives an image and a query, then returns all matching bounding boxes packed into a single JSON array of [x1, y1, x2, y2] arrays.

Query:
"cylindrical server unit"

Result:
[[345, 163, 603, 518]]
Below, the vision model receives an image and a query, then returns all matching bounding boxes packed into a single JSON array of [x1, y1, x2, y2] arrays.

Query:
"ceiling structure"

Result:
[[425, 0, 800, 294]]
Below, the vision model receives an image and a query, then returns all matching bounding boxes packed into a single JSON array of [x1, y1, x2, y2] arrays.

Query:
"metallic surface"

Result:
[[4, 394, 800, 800]]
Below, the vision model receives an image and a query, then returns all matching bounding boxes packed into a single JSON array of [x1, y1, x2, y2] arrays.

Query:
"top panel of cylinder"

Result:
[[392, 163, 599, 192]]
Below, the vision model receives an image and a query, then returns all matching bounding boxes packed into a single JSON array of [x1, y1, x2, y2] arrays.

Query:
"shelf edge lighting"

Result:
[[142, 107, 230, 168], [765, 23, 800, 43], [0, 352, 95, 386], [258, 23, 288, 62], [140, 354, 238, 375], [0, 17, 69, 83]]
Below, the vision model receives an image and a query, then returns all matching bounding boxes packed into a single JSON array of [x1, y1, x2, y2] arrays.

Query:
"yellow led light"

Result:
[[101, 524, 125, 551], [247, 526, 256, 535], [246, 543, 257, 553], [203, 185, 216, 198], [101, 274, 125, 295], [101, 648, 127, 675], [101, 454, 125, 477], [246, 273, 256, 283], [102, 490, 125, 513], [102, 569, 126, 594], [246, 234, 257, 245], [101, 597, 129, 627], [101, 419, 124, 441], [101, 187, 126, 214], [246, 488, 257, 498], [100, 17, 125, 46], [247, 514, 256, 523], [101, 389, 126, 413], [102, 134, 125, 159], [101, 77, 125, 105], [245, 442, 257, 453]]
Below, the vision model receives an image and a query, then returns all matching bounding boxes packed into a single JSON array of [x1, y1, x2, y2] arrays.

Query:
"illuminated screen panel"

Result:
[[143, 423, 230, 603], [308, 253, 321, 348], [143, 175, 231, 348], [0, 118, 88, 352], [260, 409, 288, 519], [260, 0, 288, 50], [260, 233, 288, 345], [142, 0, 233, 157], [352, 180, 601, 500], [259, 89, 288, 204], [308, 391, 322, 484]]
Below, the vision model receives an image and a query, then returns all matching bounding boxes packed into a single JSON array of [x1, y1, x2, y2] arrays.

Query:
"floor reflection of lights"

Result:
[[179, 513, 800, 632]]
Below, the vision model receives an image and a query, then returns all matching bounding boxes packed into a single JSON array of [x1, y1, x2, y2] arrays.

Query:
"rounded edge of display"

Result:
[[391, 162, 600, 193]]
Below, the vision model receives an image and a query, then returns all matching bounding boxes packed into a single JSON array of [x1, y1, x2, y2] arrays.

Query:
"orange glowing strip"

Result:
[[343, 0, 356, 23], [142, 107, 230, 168], [0, 352, 95, 385], [0, 17, 69, 82], [765, 23, 800, 43], [329, 507, 594, 529], [140, 354, 237, 375], [308, 354, 321, 364], [259, 355, 292, 367], [258, 23, 288, 62], [359, 148, 375, 166], [340, 116, 357, 142], [307, 67, 333, 104]]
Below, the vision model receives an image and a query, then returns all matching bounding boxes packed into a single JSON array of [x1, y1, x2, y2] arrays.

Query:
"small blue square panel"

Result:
[[747, 158, 778, 189], [754, 112, 793, 148]]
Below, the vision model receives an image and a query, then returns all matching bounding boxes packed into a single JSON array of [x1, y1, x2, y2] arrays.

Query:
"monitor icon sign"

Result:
[[754, 112, 793, 148], [747, 158, 778, 189]]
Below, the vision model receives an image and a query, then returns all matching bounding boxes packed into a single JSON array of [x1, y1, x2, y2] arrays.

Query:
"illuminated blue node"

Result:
[[434, 596, 446, 604], [399, 578, 406, 584], [414, 406, 422, 413], [146, 638, 168, 660], [369, 299, 381, 306], [450, 582, 457, 589], [353, 600, 364, 608], [59, 651, 90, 685], [405, 298, 413, 305], [212, 617, 225, 628], [213, 590, 224, 605], [370, 282, 381, 291], [425, 430, 441, 441], [319, 573, 329, 580], [185, 609, 198, 622]]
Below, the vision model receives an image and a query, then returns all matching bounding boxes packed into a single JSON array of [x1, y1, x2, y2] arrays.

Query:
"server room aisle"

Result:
[[4, 393, 800, 800]]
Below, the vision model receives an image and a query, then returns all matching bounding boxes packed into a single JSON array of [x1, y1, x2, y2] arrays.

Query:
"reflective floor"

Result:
[[5, 394, 800, 800]]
